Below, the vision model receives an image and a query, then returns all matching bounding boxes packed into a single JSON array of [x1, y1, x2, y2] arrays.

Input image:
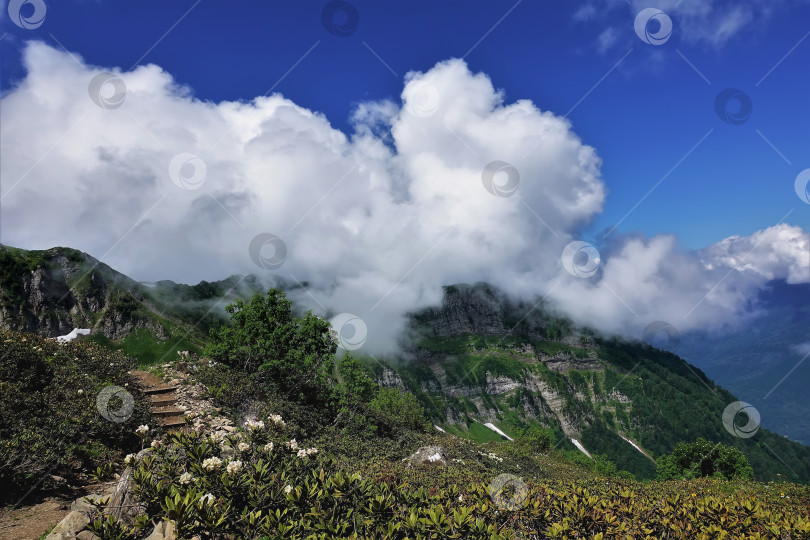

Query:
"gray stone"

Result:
[[144, 519, 176, 540], [406, 446, 448, 467], [45, 511, 90, 540], [70, 493, 106, 513]]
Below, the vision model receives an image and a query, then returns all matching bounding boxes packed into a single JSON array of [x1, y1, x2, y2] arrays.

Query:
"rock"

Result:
[[406, 446, 448, 467], [176, 361, 197, 373], [76, 531, 100, 540], [70, 493, 106, 513], [378, 368, 406, 390], [144, 519, 176, 540], [45, 511, 90, 540], [50, 475, 67, 486], [416, 284, 506, 337], [485, 373, 521, 395]]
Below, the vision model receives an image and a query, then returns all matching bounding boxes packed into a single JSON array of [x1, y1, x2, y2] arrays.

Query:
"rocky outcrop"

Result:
[[0, 246, 168, 341], [406, 446, 448, 467], [44, 493, 107, 540], [413, 284, 506, 337], [378, 368, 406, 390], [485, 373, 521, 395]]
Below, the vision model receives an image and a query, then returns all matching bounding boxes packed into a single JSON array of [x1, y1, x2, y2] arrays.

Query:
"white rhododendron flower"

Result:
[[244, 419, 265, 430], [200, 493, 215, 505], [123, 454, 136, 465], [285, 439, 298, 450], [297, 449, 307, 458], [264, 442, 274, 452], [268, 414, 286, 428], [179, 472, 193, 485], [226, 460, 242, 475], [202, 457, 222, 471], [237, 442, 250, 452], [150, 440, 161, 448], [135, 425, 149, 436], [284, 485, 293, 494]]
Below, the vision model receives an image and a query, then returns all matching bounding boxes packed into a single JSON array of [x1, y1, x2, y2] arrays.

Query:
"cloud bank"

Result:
[[1, 42, 807, 353]]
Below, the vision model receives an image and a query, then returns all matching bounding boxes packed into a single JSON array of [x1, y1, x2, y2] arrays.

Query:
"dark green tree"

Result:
[[656, 438, 754, 481], [204, 289, 337, 406], [516, 426, 553, 453]]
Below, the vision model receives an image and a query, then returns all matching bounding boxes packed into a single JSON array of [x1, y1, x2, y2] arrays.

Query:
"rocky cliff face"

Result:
[[388, 283, 606, 440], [0, 246, 167, 340], [412, 284, 507, 337]]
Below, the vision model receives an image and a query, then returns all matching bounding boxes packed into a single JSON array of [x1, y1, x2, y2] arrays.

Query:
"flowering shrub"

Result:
[[0, 330, 149, 499], [86, 418, 810, 539]]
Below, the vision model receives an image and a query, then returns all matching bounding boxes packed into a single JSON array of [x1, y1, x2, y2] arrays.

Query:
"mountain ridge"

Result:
[[1, 244, 809, 482]]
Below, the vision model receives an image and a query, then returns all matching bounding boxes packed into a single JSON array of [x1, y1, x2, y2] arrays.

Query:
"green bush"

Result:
[[0, 330, 149, 500], [368, 387, 430, 434], [657, 438, 754, 481], [516, 426, 553, 452], [204, 289, 337, 407]]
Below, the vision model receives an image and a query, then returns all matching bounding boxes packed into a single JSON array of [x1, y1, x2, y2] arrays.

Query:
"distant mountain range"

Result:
[[676, 279, 810, 446], [1, 244, 809, 482]]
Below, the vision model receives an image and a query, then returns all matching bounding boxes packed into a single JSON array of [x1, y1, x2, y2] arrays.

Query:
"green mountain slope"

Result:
[[367, 283, 810, 483], [0, 245, 263, 363], [2, 246, 808, 483]]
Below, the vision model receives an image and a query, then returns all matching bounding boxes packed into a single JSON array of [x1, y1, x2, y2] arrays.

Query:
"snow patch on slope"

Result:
[[619, 434, 647, 457], [56, 328, 90, 343], [570, 438, 592, 458], [484, 423, 514, 441]]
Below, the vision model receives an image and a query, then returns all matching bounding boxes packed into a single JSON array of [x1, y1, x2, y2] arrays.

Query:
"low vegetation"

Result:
[[0, 329, 150, 500], [2, 288, 810, 538], [88, 424, 810, 539]]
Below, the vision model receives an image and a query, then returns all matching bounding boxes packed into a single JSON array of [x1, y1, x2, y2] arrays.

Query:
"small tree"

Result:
[[517, 426, 553, 453], [334, 353, 379, 433], [337, 353, 377, 405], [656, 438, 754, 481], [369, 388, 430, 433], [204, 289, 336, 406]]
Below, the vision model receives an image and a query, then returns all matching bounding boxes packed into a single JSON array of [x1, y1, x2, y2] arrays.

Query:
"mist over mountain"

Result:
[[2, 43, 808, 358], [2, 243, 809, 483]]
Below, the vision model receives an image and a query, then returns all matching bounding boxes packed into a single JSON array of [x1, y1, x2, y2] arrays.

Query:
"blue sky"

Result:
[[3, 0, 810, 249]]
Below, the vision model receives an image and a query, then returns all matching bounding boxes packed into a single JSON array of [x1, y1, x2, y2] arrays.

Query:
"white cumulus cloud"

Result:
[[1, 42, 807, 353]]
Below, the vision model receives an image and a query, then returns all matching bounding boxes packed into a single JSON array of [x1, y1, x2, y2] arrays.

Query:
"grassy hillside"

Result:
[[372, 330, 810, 483]]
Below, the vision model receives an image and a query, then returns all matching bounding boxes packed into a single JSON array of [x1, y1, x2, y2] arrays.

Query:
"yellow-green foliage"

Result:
[[89, 424, 810, 539]]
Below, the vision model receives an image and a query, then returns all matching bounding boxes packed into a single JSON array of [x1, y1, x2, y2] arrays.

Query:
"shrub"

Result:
[[516, 426, 553, 452], [204, 289, 337, 407], [368, 387, 430, 434], [0, 330, 149, 500], [657, 438, 754, 481]]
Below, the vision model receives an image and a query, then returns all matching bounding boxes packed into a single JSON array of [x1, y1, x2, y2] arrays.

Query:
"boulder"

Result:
[[406, 445, 448, 467], [144, 519, 176, 540], [44, 511, 90, 540]]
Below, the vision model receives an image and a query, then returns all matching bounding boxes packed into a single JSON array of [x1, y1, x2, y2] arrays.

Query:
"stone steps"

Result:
[[131, 371, 186, 432], [149, 394, 177, 406]]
